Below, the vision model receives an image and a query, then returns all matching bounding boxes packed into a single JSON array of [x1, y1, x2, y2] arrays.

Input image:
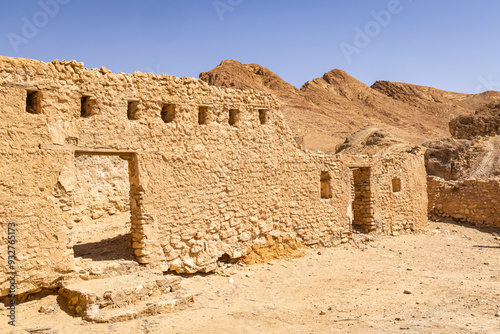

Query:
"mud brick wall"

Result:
[[344, 152, 428, 236], [428, 176, 500, 227], [0, 56, 427, 296]]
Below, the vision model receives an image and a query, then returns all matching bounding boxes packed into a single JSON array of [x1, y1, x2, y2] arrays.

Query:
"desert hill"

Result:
[[335, 126, 415, 156], [200, 60, 500, 153], [424, 102, 500, 180]]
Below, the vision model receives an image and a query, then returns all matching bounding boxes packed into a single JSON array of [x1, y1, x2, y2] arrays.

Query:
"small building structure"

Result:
[[0, 57, 427, 297]]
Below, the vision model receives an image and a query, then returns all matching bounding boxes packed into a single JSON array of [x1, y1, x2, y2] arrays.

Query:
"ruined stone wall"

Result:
[[0, 56, 427, 296], [342, 151, 428, 235], [0, 79, 76, 296], [428, 176, 500, 228]]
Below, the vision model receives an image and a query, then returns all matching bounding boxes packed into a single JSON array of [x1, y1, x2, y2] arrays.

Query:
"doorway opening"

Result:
[[350, 167, 375, 232], [71, 152, 139, 262]]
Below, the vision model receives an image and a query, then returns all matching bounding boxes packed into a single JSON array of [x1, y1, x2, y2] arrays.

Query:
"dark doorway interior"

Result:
[[351, 167, 375, 232]]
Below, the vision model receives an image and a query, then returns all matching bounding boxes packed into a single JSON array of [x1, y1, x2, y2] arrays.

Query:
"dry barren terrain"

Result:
[[2, 219, 499, 334], [200, 60, 500, 153]]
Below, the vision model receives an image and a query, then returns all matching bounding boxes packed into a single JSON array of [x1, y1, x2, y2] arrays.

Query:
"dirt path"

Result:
[[2, 220, 500, 334], [470, 137, 500, 179]]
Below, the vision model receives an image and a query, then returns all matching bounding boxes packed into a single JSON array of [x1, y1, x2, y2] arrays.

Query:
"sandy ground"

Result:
[[2, 219, 499, 334], [71, 212, 134, 262]]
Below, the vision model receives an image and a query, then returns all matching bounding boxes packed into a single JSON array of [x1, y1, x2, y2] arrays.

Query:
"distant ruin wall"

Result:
[[428, 176, 500, 228]]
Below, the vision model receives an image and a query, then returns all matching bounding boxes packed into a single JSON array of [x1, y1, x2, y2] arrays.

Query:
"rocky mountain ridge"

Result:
[[200, 60, 500, 179], [200, 60, 500, 154]]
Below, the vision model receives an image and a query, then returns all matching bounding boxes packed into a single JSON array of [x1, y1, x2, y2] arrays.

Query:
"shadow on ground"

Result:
[[73, 233, 135, 261]]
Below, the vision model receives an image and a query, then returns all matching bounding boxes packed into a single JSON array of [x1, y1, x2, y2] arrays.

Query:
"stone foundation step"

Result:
[[74, 259, 142, 280], [84, 293, 194, 323], [59, 271, 192, 322]]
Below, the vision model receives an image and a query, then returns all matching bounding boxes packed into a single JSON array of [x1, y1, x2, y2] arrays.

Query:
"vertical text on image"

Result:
[[6, 222, 16, 327]]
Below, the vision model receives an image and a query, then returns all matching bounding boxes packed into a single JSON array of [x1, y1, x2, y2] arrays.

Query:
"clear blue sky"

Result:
[[1, 0, 499, 93]]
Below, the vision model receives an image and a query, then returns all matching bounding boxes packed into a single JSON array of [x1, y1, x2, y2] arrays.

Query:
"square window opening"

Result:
[[81, 96, 93, 117], [229, 109, 240, 126], [198, 106, 209, 125], [259, 109, 268, 125], [161, 104, 175, 123], [26, 90, 41, 114], [127, 100, 139, 120], [392, 178, 402, 193], [320, 171, 332, 199]]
